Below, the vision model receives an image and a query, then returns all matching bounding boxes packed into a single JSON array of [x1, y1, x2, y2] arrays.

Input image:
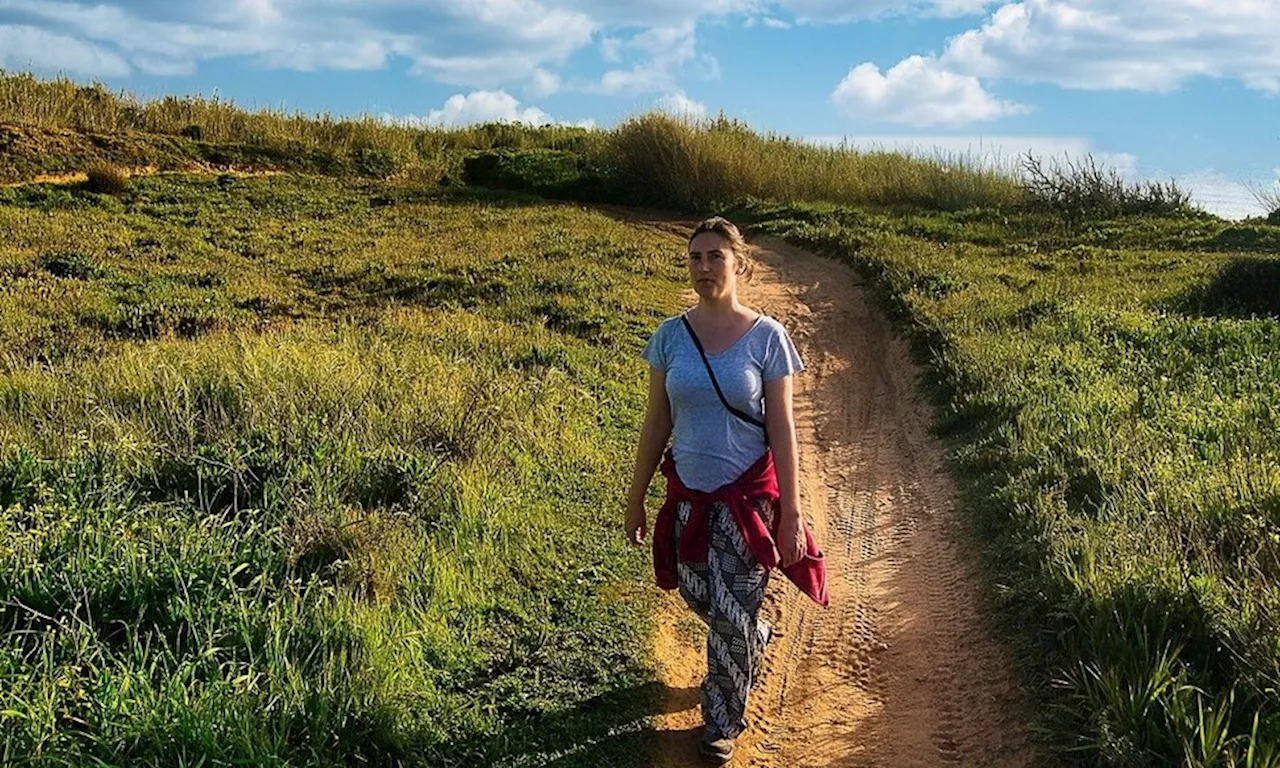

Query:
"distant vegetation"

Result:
[[0, 69, 1197, 217]]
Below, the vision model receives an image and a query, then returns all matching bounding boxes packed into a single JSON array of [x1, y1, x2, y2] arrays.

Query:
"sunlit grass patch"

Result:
[[0, 175, 687, 765]]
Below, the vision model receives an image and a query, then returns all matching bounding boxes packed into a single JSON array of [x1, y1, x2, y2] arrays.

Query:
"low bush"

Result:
[[82, 163, 129, 194], [1021, 152, 1194, 219]]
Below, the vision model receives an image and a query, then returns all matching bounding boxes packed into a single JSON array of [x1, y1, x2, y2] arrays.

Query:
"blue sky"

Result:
[[2, 0, 1277, 218]]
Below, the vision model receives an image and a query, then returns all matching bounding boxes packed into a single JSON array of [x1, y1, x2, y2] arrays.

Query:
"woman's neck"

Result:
[[695, 293, 745, 320]]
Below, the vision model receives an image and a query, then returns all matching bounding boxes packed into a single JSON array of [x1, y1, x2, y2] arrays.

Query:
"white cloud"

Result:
[[824, 1, 1280, 132], [1172, 169, 1270, 221], [939, 0, 1280, 93], [0, 22, 131, 76], [591, 21, 707, 94], [0, 0, 748, 93], [831, 55, 1030, 126], [599, 36, 624, 63], [762, 16, 791, 28], [559, 0, 761, 27], [0, 0, 754, 102], [221, 0, 280, 26], [777, 0, 994, 23], [262, 39, 392, 72], [412, 91, 551, 127], [388, 90, 594, 128], [657, 92, 709, 117], [526, 68, 561, 97]]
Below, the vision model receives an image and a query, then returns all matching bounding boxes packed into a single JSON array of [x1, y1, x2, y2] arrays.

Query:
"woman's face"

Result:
[[687, 231, 737, 300]]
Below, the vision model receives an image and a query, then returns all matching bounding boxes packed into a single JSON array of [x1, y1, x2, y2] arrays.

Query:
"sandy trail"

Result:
[[649, 234, 1037, 767]]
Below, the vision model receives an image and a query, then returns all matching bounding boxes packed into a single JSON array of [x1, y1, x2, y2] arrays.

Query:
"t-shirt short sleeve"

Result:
[[640, 319, 669, 371], [762, 320, 805, 382]]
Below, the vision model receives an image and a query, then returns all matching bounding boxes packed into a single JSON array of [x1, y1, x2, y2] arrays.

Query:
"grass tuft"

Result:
[[82, 163, 129, 195]]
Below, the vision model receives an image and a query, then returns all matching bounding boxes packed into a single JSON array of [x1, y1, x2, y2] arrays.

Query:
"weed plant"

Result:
[[1021, 153, 1194, 219]]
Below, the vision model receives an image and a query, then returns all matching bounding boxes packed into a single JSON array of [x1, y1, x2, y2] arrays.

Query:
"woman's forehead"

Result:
[[688, 231, 731, 252]]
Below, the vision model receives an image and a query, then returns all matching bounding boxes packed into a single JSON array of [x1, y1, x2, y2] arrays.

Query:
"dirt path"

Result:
[[650, 235, 1038, 767]]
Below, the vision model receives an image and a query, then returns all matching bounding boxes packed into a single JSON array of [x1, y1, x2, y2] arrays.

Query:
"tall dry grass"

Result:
[[2, 71, 1024, 211], [0, 71, 601, 150], [608, 113, 1025, 211]]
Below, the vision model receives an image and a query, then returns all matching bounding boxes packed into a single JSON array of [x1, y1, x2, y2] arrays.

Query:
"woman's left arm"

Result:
[[764, 373, 805, 567]]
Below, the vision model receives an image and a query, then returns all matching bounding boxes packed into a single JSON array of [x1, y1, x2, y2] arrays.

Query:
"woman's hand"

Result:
[[625, 499, 647, 546], [777, 511, 805, 567]]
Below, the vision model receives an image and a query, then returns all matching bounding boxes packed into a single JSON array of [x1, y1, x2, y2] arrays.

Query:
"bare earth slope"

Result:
[[651, 234, 1038, 767]]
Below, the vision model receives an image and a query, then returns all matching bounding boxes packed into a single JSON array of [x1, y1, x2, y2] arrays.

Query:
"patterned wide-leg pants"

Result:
[[673, 498, 773, 741]]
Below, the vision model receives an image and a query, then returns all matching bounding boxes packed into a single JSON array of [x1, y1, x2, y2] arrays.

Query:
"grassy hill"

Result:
[[3, 69, 1280, 766], [0, 173, 689, 765]]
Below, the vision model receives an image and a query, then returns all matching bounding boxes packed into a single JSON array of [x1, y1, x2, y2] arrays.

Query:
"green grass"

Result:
[[0, 173, 690, 765], [731, 199, 1280, 766]]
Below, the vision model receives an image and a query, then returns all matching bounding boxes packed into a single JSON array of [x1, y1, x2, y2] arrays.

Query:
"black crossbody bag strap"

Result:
[[681, 313, 769, 446]]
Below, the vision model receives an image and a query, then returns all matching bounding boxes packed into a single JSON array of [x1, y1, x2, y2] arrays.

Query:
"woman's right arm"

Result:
[[625, 365, 672, 545]]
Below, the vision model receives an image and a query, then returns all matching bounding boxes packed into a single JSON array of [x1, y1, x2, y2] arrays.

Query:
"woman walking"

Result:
[[626, 217, 827, 764]]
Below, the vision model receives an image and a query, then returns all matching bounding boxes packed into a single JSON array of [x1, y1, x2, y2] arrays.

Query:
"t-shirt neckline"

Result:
[[682, 309, 765, 358]]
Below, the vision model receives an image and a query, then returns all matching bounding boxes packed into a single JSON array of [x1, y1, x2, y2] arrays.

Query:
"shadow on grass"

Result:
[[1179, 255, 1280, 319], [439, 681, 701, 767]]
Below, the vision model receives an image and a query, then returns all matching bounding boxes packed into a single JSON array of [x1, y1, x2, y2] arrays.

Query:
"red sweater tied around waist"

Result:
[[653, 447, 829, 607]]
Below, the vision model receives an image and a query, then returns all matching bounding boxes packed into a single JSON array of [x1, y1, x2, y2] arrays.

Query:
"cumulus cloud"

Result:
[[831, 55, 1030, 126], [0, 0, 759, 100], [526, 68, 561, 98], [824, 1, 1280, 131], [777, 0, 995, 23], [656, 92, 709, 116], [388, 90, 594, 128], [396, 91, 551, 127], [592, 21, 711, 94], [939, 0, 1280, 93], [0, 23, 131, 76]]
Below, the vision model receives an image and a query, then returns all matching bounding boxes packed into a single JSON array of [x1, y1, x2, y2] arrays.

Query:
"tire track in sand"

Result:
[[652, 234, 1038, 767]]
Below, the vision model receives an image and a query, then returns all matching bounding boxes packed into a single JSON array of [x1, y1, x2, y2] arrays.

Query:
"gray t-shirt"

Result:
[[640, 311, 805, 492]]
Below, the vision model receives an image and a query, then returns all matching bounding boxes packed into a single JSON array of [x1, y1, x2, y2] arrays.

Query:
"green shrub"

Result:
[[1020, 152, 1194, 218], [1185, 255, 1280, 318], [462, 149, 592, 195]]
